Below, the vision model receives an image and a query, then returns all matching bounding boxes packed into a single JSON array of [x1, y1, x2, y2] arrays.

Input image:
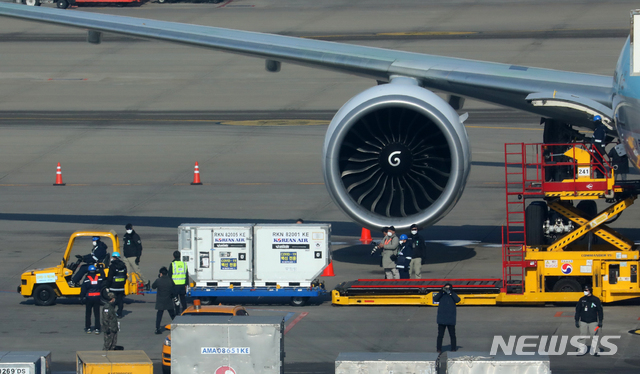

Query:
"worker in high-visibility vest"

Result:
[[80, 265, 104, 334], [169, 251, 189, 314]]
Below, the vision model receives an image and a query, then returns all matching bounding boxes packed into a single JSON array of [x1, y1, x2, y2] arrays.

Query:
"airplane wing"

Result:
[[0, 3, 614, 126]]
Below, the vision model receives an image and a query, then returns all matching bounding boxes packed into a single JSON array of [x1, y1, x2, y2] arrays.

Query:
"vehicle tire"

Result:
[[25, 0, 41, 5], [158, 0, 166, 3], [15, 0, 23, 3], [33, 284, 57, 306], [525, 201, 547, 246], [161, 364, 170, 374], [56, 0, 68, 8], [290, 297, 308, 307], [552, 278, 581, 293]]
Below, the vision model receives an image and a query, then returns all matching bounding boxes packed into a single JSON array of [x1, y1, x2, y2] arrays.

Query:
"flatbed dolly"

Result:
[[332, 142, 640, 306], [189, 285, 329, 306]]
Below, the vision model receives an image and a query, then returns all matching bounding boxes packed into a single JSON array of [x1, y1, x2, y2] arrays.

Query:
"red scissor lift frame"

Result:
[[502, 142, 612, 294]]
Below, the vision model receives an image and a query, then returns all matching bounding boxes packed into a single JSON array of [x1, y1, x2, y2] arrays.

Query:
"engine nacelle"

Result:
[[323, 77, 471, 231]]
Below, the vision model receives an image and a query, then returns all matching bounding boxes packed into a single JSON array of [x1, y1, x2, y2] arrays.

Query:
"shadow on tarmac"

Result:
[[0, 212, 509, 240], [332, 243, 477, 265], [20, 297, 151, 306], [0, 213, 362, 236], [2, 213, 637, 244]]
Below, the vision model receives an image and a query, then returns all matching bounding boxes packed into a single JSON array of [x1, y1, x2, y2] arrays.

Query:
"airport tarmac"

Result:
[[1, 0, 640, 373]]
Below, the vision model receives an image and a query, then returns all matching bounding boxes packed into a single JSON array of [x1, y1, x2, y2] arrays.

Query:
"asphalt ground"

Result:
[[1, 1, 640, 374]]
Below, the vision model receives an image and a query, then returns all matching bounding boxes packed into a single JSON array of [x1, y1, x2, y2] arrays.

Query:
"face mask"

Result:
[[126, 230, 132, 234], [411, 230, 418, 235], [387, 232, 393, 237], [92, 241, 97, 246], [584, 291, 590, 296]]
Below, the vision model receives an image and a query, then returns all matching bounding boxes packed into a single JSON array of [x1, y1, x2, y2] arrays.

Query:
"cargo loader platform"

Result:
[[335, 279, 502, 295], [332, 279, 503, 306]]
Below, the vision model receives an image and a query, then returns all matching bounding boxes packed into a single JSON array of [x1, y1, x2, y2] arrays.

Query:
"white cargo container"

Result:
[[171, 315, 284, 374], [253, 224, 331, 287], [335, 352, 438, 374], [179, 224, 254, 287], [0, 351, 51, 374], [443, 351, 551, 374]]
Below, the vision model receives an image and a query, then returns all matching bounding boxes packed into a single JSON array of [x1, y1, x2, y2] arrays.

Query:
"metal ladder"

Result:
[[502, 143, 542, 293]]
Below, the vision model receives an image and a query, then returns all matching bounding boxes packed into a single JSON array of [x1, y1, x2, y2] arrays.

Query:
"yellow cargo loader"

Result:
[[18, 231, 142, 306], [333, 142, 640, 306]]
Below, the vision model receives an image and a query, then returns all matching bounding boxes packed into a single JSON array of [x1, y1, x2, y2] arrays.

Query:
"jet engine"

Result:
[[323, 77, 471, 231]]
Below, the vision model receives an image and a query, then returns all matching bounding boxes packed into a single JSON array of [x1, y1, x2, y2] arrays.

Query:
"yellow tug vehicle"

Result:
[[18, 231, 143, 306]]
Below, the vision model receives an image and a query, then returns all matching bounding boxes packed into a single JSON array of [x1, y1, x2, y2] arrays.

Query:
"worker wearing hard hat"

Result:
[[395, 234, 412, 279], [592, 115, 608, 178], [106, 252, 127, 318], [81, 265, 105, 334]]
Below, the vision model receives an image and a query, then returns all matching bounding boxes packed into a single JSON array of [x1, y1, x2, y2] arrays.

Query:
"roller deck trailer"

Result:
[[335, 279, 502, 295], [189, 285, 329, 306]]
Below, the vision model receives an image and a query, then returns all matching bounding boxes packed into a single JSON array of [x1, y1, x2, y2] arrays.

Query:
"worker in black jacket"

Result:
[[122, 224, 147, 286], [80, 265, 105, 334], [409, 224, 426, 279], [152, 267, 176, 334], [106, 252, 128, 318], [592, 115, 608, 178], [71, 236, 108, 286], [434, 283, 461, 353], [395, 235, 411, 279], [575, 285, 604, 355]]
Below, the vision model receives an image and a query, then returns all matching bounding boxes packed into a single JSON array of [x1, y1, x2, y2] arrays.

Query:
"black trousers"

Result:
[[437, 324, 456, 351], [172, 285, 187, 314], [85, 299, 101, 329], [113, 291, 125, 317], [73, 264, 90, 284], [156, 309, 175, 330]]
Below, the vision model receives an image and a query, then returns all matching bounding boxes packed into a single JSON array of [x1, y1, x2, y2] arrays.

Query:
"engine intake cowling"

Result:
[[323, 78, 471, 231]]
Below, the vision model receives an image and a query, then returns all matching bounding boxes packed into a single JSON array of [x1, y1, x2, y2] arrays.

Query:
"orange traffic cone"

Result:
[[191, 162, 202, 185], [360, 228, 372, 244], [53, 162, 65, 186], [321, 261, 335, 277]]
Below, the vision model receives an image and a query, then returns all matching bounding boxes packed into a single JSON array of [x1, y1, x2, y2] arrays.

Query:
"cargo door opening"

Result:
[[608, 263, 620, 285]]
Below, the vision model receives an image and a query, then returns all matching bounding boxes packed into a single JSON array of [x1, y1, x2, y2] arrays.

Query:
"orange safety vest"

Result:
[[86, 275, 102, 297]]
